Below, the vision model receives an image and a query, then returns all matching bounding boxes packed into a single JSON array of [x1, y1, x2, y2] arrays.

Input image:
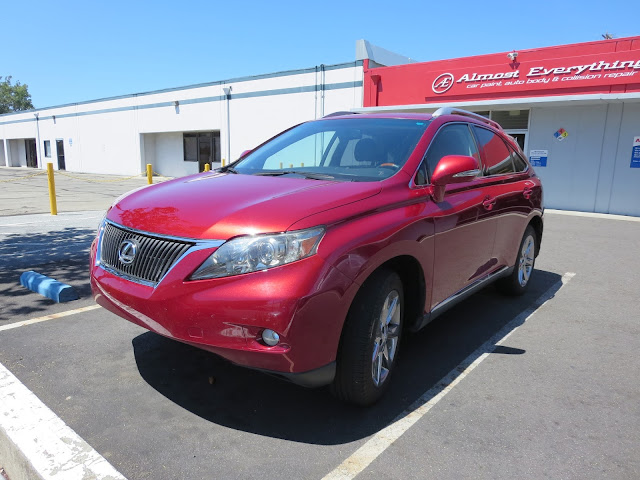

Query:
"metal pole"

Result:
[[47, 162, 57, 215], [146, 164, 153, 184], [222, 86, 232, 168]]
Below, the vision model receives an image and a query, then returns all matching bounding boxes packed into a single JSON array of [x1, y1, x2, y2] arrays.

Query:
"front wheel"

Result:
[[497, 225, 537, 296], [331, 269, 404, 406]]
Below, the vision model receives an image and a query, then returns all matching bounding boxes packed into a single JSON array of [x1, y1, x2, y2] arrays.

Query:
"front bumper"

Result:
[[90, 238, 356, 386]]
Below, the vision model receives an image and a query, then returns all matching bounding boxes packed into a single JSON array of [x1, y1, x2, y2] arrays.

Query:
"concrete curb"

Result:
[[0, 362, 127, 480]]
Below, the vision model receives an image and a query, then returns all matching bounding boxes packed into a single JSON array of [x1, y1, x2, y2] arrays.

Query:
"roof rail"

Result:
[[323, 111, 360, 118], [431, 107, 502, 130]]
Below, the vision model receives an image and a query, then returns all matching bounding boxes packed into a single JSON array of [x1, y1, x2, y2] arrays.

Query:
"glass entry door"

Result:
[[25, 139, 38, 168], [198, 133, 212, 172], [56, 139, 66, 170], [184, 132, 221, 171]]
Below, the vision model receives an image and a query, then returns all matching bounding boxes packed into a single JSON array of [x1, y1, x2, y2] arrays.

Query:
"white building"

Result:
[[0, 60, 369, 177]]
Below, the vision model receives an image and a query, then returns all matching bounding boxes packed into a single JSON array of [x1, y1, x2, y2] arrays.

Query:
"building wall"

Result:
[[0, 140, 5, 166], [528, 102, 640, 216], [152, 132, 197, 178], [7, 139, 27, 167], [0, 63, 364, 177], [607, 103, 640, 216]]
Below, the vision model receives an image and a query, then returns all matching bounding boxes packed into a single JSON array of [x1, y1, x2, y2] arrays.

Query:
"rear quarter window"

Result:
[[472, 126, 515, 176]]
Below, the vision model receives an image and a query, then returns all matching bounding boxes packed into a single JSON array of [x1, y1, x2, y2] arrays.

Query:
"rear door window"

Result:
[[509, 145, 529, 172], [473, 126, 516, 176]]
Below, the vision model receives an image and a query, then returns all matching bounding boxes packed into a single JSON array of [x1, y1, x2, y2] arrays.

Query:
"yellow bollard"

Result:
[[222, 158, 226, 167], [146, 164, 153, 184], [47, 163, 57, 215], [204, 163, 210, 172]]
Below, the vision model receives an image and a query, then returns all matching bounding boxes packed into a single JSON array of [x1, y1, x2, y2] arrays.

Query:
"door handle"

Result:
[[482, 197, 496, 211], [523, 187, 533, 199]]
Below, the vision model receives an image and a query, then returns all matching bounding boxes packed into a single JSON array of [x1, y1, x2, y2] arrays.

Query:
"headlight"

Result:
[[190, 227, 325, 280]]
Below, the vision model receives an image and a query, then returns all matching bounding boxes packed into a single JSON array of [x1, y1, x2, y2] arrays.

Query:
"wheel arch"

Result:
[[528, 214, 543, 256], [343, 255, 427, 336]]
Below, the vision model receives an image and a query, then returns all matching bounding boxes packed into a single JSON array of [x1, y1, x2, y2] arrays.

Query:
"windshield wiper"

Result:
[[221, 166, 238, 174], [253, 170, 335, 180]]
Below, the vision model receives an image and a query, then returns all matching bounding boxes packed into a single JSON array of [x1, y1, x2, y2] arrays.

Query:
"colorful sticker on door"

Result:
[[554, 128, 569, 141], [529, 150, 548, 167], [631, 136, 640, 168]]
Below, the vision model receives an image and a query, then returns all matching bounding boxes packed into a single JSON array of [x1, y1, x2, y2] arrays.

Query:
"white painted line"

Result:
[[323, 272, 576, 480], [545, 209, 640, 222], [0, 361, 127, 480], [0, 305, 101, 332]]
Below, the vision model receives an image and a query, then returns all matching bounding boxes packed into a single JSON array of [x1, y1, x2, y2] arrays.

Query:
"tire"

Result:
[[497, 225, 537, 296], [331, 269, 404, 406]]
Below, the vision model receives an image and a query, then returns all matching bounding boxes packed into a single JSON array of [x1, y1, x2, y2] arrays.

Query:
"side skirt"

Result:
[[411, 266, 513, 332]]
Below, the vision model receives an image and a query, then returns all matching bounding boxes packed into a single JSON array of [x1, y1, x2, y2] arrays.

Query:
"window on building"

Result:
[[44, 140, 51, 158], [184, 134, 198, 162], [417, 123, 480, 184], [473, 126, 515, 176], [490, 110, 529, 130]]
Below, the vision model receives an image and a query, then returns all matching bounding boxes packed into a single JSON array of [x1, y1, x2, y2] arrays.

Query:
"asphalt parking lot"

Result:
[[1, 171, 639, 479]]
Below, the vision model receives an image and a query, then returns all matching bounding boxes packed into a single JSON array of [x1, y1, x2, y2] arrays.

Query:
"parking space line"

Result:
[[323, 272, 576, 480], [0, 361, 127, 480], [0, 305, 101, 332]]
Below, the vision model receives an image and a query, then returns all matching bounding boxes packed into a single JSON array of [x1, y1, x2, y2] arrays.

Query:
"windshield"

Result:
[[232, 118, 429, 182]]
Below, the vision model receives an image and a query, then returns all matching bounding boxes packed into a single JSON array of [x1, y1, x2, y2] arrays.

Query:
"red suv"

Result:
[[90, 108, 543, 406]]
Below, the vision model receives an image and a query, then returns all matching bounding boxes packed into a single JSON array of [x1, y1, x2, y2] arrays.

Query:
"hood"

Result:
[[107, 172, 382, 240]]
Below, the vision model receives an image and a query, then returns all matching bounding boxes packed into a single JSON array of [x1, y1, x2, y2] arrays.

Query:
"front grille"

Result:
[[100, 222, 194, 285]]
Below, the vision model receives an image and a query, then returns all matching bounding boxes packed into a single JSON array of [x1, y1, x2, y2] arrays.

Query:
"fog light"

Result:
[[262, 329, 280, 346]]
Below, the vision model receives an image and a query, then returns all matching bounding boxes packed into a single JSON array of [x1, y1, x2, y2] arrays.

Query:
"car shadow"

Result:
[[133, 269, 562, 445], [0, 227, 94, 321]]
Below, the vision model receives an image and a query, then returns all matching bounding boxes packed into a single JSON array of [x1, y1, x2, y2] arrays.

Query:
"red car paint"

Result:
[[90, 111, 543, 386]]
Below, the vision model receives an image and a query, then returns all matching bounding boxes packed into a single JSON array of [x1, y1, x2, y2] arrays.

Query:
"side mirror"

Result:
[[239, 149, 252, 159], [431, 155, 480, 203]]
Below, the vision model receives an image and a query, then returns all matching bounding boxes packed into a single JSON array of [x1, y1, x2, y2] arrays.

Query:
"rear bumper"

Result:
[[90, 239, 356, 384]]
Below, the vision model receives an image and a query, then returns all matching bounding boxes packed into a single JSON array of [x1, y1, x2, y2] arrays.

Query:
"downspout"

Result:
[[320, 64, 325, 117], [222, 86, 232, 166], [34, 113, 43, 169], [314, 65, 318, 119]]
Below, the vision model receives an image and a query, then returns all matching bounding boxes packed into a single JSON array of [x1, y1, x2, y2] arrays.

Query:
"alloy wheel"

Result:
[[371, 290, 401, 386], [518, 235, 535, 287]]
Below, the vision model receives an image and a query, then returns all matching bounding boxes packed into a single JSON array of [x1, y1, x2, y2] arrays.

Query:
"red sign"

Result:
[[364, 37, 640, 107]]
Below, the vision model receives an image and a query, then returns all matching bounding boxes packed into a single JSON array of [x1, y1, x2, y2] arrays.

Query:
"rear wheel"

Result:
[[331, 269, 404, 406], [497, 225, 537, 296]]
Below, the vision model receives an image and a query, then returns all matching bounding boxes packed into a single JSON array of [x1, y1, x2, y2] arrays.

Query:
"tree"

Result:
[[0, 76, 34, 114]]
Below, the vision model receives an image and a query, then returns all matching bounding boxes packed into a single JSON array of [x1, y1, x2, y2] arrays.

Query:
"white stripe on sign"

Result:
[[0, 361, 127, 480], [323, 272, 576, 480], [0, 305, 101, 332]]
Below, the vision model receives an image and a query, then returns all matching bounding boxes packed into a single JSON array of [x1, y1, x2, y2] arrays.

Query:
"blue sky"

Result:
[[3, 0, 636, 109]]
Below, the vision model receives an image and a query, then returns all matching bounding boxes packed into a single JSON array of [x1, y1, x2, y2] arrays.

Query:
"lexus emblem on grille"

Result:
[[118, 239, 138, 265]]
